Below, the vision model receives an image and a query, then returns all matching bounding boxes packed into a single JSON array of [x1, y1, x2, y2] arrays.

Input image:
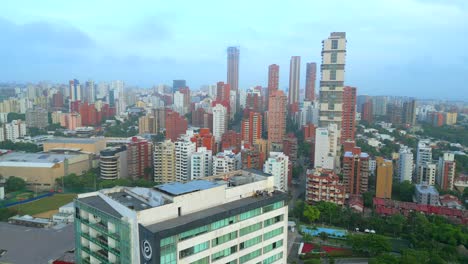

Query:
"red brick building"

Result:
[[306, 168, 345, 205], [127, 136, 153, 180], [303, 123, 316, 141], [305, 62, 316, 101], [282, 133, 298, 163], [165, 110, 188, 141], [221, 130, 242, 153], [190, 128, 216, 151], [362, 100, 373, 123], [341, 86, 356, 143], [342, 146, 370, 196], [241, 112, 262, 146]]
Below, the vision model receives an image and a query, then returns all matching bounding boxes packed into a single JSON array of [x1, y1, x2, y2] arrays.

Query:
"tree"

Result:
[[386, 214, 405, 236], [400, 249, 431, 264], [362, 191, 374, 207], [349, 234, 392, 257], [318, 232, 329, 243], [291, 200, 306, 221], [7, 112, 25, 122], [303, 204, 320, 224], [5, 176, 26, 192], [369, 253, 400, 264], [392, 180, 415, 202], [316, 201, 339, 224]]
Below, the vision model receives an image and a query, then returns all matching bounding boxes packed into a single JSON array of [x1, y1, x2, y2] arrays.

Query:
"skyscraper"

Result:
[[267, 90, 287, 145], [288, 56, 301, 108], [267, 64, 280, 110], [69, 79, 81, 102], [341, 86, 357, 143], [402, 99, 417, 126], [241, 111, 262, 146], [319, 32, 347, 138], [85, 80, 95, 103], [172, 79, 186, 92], [227, 47, 239, 115], [305, 62, 316, 101], [227, 47, 239, 92]]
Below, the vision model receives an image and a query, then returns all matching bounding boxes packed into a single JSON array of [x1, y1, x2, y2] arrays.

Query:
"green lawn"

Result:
[[10, 194, 76, 216]]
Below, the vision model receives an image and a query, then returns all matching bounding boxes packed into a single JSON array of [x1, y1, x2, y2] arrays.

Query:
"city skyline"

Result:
[[1, 0, 468, 100]]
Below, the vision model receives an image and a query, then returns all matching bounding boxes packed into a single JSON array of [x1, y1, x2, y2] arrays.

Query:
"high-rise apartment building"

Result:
[[26, 107, 48, 128], [73, 171, 288, 264], [267, 90, 287, 145], [402, 99, 417, 126], [85, 80, 95, 103], [241, 112, 262, 146], [398, 147, 414, 183], [305, 62, 316, 101], [299, 101, 319, 127], [375, 157, 393, 199], [288, 56, 301, 109], [437, 153, 456, 191], [267, 64, 280, 110], [212, 150, 241, 176], [241, 147, 263, 170], [213, 103, 228, 142], [221, 130, 242, 153], [342, 146, 369, 196], [154, 140, 176, 184], [227, 47, 239, 92], [175, 135, 196, 182], [99, 146, 128, 180], [190, 147, 212, 180], [165, 110, 188, 142], [372, 96, 388, 116], [306, 168, 345, 205], [314, 124, 338, 170], [416, 162, 437, 185], [361, 99, 373, 123], [416, 141, 432, 177], [341, 86, 356, 143], [69, 79, 81, 102], [3, 120, 27, 141], [216, 81, 231, 104], [319, 32, 347, 137], [263, 152, 289, 192], [127, 137, 153, 180]]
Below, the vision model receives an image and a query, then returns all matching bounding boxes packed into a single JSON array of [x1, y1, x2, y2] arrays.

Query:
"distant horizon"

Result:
[[1, 0, 468, 101]]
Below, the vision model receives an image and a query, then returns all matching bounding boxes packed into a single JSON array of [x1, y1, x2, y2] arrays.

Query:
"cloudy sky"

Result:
[[1, 0, 467, 100]]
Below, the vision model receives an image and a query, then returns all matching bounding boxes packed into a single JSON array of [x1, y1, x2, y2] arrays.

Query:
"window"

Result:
[[331, 39, 338, 49], [211, 216, 236, 230], [211, 246, 237, 261], [239, 235, 262, 250], [226, 260, 238, 264], [180, 241, 209, 259], [239, 249, 262, 264], [240, 222, 262, 236], [331, 52, 337, 63], [264, 215, 284, 227], [262, 201, 284, 213], [212, 231, 238, 247], [263, 239, 283, 253], [330, 69, 336, 80], [239, 208, 261, 221], [179, 225, 209, 241], [263, 252, 283, 264], [263, 227, 283, 241], [160, 237, 177, 264], [190, 256, 209, 264]]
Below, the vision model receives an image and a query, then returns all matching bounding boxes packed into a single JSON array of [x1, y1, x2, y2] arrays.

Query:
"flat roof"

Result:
[[0, 152, 79, 167], [144, 191, 287, 234], [44, 137, 104, 144], [0, 222, 74, 264], [155, 180, 222, 196], [79, 196, 122, 218], [416, 184, 439, 195]]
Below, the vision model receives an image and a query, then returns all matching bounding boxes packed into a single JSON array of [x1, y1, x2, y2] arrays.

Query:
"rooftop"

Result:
[[415, 184, 439, 195], [155, 180, 222, 196], [0, 152, 81, 168], [44, 137, 105, 144]]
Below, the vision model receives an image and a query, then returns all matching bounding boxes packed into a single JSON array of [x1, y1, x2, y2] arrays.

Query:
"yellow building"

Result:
[[445, 112, 457, 125], [0, 152, 91, 191], [376, 157, 393, 199], [43, 137, 106, 155]]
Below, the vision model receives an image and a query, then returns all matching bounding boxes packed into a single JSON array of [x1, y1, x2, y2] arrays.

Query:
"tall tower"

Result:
[[267, 90, 287, 145], [85, 80, 95, 103], [69, 79, 81, 102], [288, 56, 301, 108], [319, 32, 347, 139], [227, 47, 239, 115], [341, 86, 357, 143], [305, 62, 316, 101]]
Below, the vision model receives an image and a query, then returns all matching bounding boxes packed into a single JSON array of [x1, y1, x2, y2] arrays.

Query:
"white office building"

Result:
[[73, 170, 288, 264], [190, 147, 213, 180], [263, 152, 289, 192], [213, 103, 228, 142], [314, 124, 338, 170], [398, 147, 414, 183], [212, 150, 241, 176], [175, 135, 196, 182]]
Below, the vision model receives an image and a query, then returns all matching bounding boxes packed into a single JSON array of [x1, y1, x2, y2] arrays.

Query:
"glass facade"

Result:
[[262, 252, 283, 264]]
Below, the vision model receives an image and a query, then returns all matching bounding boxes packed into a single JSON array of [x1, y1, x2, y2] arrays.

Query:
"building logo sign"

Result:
[[141, 239, 152, 261]]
